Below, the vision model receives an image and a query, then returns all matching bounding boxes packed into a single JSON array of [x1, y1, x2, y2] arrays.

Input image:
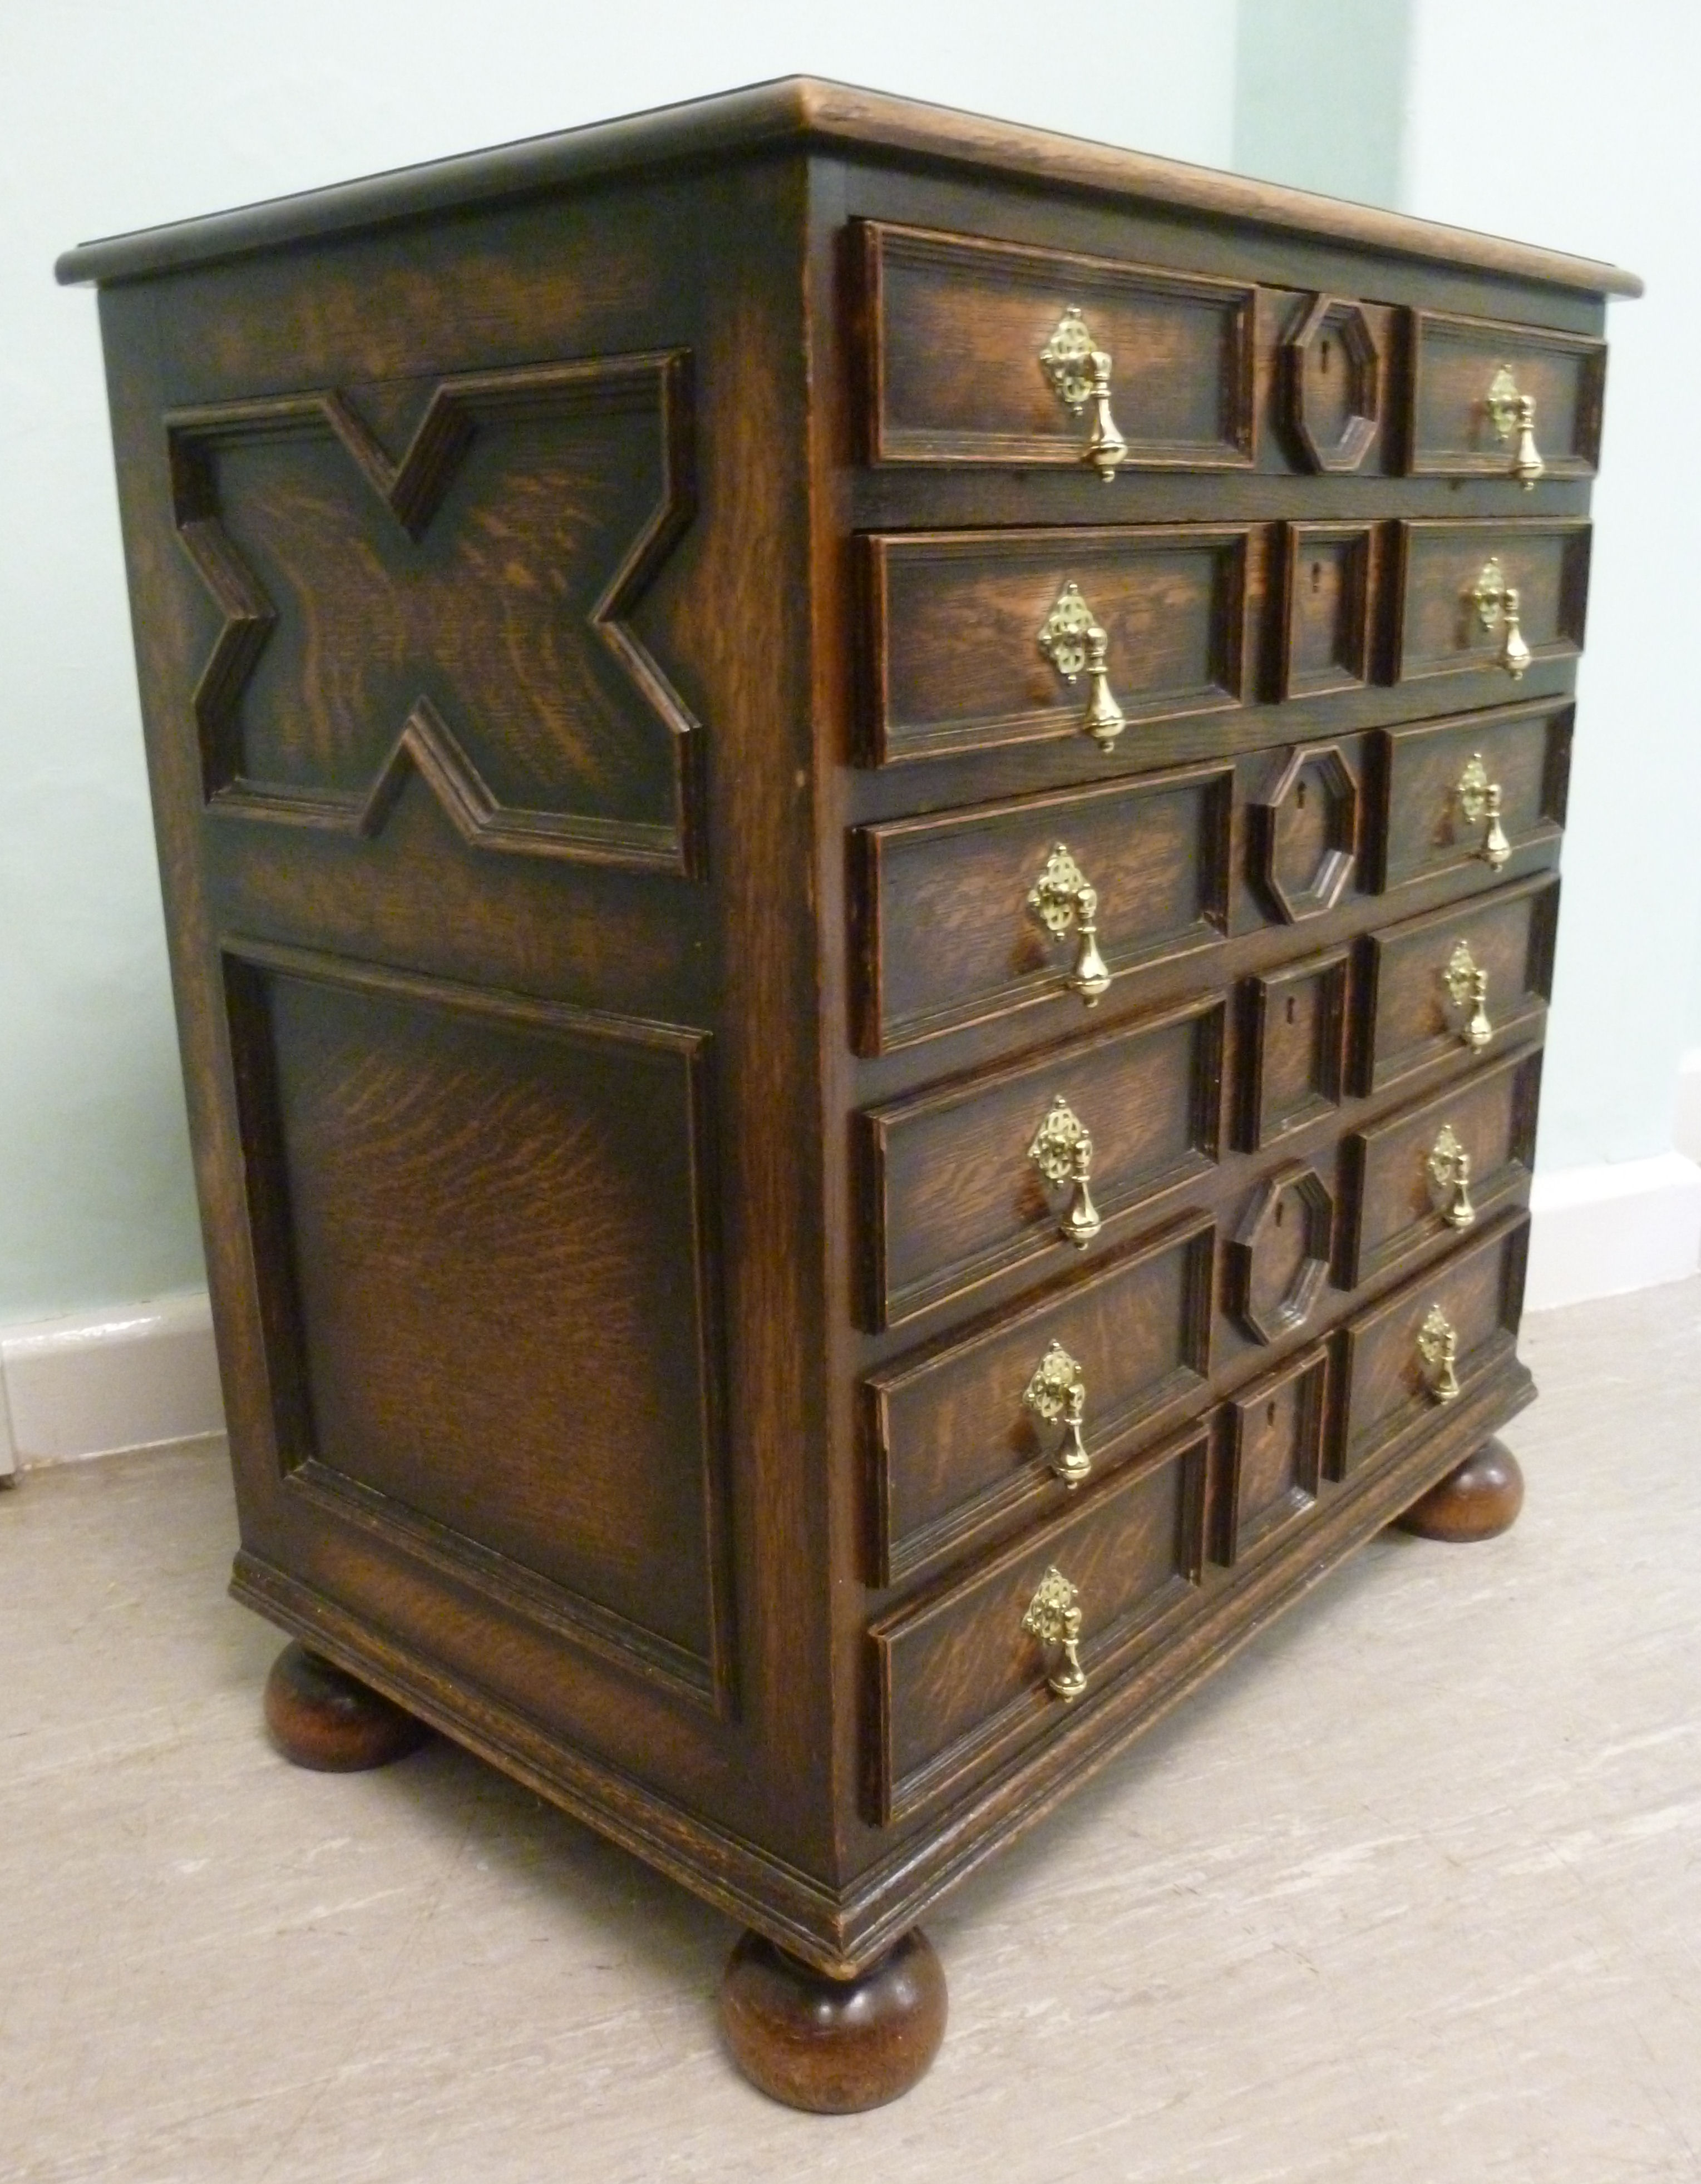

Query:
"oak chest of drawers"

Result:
[[60, 78, 1638, 2111]]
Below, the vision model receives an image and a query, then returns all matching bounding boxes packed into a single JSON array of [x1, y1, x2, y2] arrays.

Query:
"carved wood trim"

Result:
[[167, 352, 702, 874]]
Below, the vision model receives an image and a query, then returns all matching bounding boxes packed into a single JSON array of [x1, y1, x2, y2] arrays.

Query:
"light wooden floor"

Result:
[[3, 1278, 1698, 2183]]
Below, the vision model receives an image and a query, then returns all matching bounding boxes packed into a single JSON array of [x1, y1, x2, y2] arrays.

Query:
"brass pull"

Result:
[[1028, 843, 1112, 1005], [1028, 1095, 1102, 1248], [1038, 584, 1127, 750], [1457, 753, 1512, 869], [1486, 364, 1545, 488], [1039, 307, 1128, 481], [1470, 557, 1532, 680], [1444, 941, 1495, 1050], [1023, 1341, 1091, 1487], [1417, 1305, 1462, 1404], [1023, 1565, 1088, 1700], [1427, 1124, 1477, 1230]]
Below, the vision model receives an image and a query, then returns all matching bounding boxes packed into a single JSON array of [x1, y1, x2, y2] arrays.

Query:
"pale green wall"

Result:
[[1232, 0, 1413, 209], [1, 0, 1236, 1323]]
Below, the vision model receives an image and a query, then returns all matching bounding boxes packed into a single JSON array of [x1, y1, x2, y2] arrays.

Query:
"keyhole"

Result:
[[1310, 560, 1323, 594], [1321, 338, 1332, 373], [1275, 1199, 1285, 1228], [1266, 1400, 1278, 1427], [1285, 995, 1298, 1025], [1296, 780, 1308, 811]]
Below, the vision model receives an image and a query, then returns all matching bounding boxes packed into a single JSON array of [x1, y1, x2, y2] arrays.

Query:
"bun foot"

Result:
[[263, 1641, 430, 1771], [1397, 1437, 1525, 1541], [719, 1928, 946, 2112]]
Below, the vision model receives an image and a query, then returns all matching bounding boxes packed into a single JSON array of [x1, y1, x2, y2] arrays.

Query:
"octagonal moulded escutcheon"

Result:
[[1251, 743, 1358, 925], [1226, 1164, 1334, 1345], [1284, 294, 1382, 472]]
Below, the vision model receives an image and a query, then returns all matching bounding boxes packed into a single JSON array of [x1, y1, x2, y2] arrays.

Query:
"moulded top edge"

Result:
[[53, 74, 1643, 300]]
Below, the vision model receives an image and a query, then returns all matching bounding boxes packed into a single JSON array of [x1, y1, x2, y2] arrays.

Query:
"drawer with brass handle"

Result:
[[866, 1423, 1209, 1822], [1331, 1210, 1530, 1480], [857, 218, 1256, 475], [1369, 696, 1572, 895], [1393, 518, 1590, 685], [1339, 1042, 1542, 1287], [1355, 872, 1559, 1096], [856, 525, 1249, 765], [852, 764, 1232, 1055], [1407, 309, 1605, 484], [865, 1212, 1215, 1585], [857, 992, 1225, 1331]]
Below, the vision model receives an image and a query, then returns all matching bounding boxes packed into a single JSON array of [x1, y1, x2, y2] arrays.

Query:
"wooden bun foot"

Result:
[[263, 1641, 430, 1771], [1397, 1437, 1525, 1541], [719, 1928, 946, 2112]]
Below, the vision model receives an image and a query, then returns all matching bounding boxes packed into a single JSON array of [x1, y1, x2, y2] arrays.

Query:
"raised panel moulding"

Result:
[[168, 352, 701, 873]]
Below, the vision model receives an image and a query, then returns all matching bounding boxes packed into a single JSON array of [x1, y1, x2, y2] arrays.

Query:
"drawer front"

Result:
[[860, 526, 1249, 765], [1219, 1344, 1330, 1567], [855, 764, 1232, 1054], [1370, 698, 1572, 893], [869, 1426, 1209, 1821], [860, 995, 1225, 1330], [1236, 945, 1350, 1150], [860, 219, 1256, 471], [1333, 1212, 1530, 1478], [1408, 310, 1605, 481], [1358, 873, 1557, 1096], [1340, 1043, 1542, 1286], [1394, 518, 1590, 684], [867, 1213, 1215, 1585]]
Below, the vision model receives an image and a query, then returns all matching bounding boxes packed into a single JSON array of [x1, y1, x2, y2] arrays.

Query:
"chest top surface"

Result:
[[56, 74, 1640, 300]]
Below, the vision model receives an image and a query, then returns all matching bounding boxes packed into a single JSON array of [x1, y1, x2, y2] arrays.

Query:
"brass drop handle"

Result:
[[1457, 753, 1512, 869], [1028, 842, 1112, 1005], [1038, 584, 1127, 751], [1023, 1565, 1088, 1700], [1486, 364, 1545, 488], [1470, 557, 1532, 680], [1417, 1305, 1462, 1404], [1023, 1341, 1092, 1487], [1426, 1124, 1477, 1230], [1028, 1095, 1103, 1248], [1039, 307, 1128, 481], [1444, 940, 1495, 1051]]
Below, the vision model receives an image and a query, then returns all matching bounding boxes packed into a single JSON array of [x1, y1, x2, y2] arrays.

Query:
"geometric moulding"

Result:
[[1250, 743, 1359, 923], [168, 352, 700, 872], [1283, 294, 1382, 473], [1226, 1164, 1334, 1345]]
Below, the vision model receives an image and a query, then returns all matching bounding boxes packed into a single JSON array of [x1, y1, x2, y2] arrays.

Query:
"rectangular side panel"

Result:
[[1407, 309, 1605, 478], [1393, 518, 1590, 683], [855, 763, 1232, 1053], [1333, 1212, 1530, 1478], [859, 219, 1256, 468], [1357, 872, 1559, 1096], [861, 996, 1225, 1331], [860, 525, 1248, 763], [1339, 1042, 1542, 1286], [1370, 697, 1572, 892], [870, 1427, 1209, 1821], [867, 1212, 1215, 1584], [223, 942, 734, 1709]]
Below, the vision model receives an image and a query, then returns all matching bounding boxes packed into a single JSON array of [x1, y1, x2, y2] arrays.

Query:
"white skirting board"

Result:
[[1525, 1150, 1701, 1312], [0, 1292, 226, 1472], [2, 1140, 1699, 1471]]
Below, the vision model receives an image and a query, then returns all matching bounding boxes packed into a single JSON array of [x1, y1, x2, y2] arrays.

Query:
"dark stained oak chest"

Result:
[[60, 79, 1639, 2111]]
